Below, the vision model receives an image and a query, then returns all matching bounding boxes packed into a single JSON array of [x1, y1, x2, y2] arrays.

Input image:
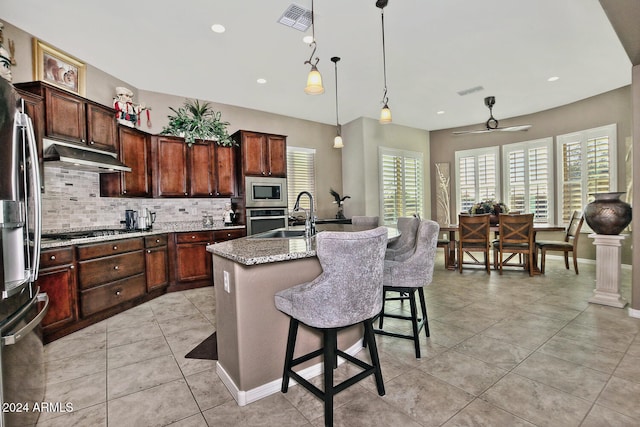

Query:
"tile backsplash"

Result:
[[42, 167, 230, 231]]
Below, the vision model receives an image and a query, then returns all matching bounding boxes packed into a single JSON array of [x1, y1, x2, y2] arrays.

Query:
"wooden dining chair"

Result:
[[457, 214, 491, 274], [493, 213, 535, 276], [536, 210, 584, 274]]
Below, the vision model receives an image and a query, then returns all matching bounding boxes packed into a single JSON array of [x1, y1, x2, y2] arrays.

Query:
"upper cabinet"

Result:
[[14, 81, 118, 153], [151, 136, 237, 198], [100, 126, 151, 197], [234, 130, 286, 177]]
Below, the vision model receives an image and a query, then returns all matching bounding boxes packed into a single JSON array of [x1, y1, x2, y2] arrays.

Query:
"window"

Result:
[[556, 124, 616, 224], [286, 147, 316, 211], [454, 146, 500, 214], [379, 147, 424, 225], [502, 138, 553, 223]]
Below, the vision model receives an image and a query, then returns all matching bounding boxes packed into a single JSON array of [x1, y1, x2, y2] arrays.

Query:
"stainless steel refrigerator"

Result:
[[0, 77, 49, 427]]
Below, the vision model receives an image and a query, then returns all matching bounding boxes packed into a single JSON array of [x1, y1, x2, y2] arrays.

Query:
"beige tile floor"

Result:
[[35, 254, 640, 427]]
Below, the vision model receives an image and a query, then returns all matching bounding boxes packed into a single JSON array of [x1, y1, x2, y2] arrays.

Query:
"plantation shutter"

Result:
[[557, 124, 616, 225], [454, 146, 499, 215], [286, 147, 316, 211], [379, 148, 424, 225], [528, 146, 550, 222]]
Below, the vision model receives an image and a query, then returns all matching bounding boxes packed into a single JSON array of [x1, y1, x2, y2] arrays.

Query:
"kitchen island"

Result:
[[207, 225, 398, 406]]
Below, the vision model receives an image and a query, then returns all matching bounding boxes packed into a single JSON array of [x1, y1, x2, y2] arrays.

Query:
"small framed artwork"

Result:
[[32, 38, 85, 96]]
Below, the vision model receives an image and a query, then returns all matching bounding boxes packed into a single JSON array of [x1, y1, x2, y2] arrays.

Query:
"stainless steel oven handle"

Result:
[[2, 292, 49, 346]]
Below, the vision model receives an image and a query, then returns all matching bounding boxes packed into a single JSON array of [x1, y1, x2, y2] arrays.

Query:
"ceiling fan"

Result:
[[453, 96, 532, 135]]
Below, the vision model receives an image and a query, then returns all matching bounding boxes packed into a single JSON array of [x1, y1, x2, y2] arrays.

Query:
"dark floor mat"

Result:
[[185, 332, 217, 360]]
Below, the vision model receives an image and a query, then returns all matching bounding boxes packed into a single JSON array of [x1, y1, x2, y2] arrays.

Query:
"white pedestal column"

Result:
[[588, 233, 627, 308]]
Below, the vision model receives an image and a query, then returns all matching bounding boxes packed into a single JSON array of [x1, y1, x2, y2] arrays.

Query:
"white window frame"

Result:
[[286, 146, 316, 212], [556, 124, 617, 225], [454, 146, 500, 215], [502, 138, 554, 224], [378, 147, 424, 225]]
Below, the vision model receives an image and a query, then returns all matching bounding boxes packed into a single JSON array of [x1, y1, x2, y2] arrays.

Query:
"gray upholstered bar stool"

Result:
[[375, 220, 439, 358], [351, 215, 379, 227], [385, 216, 420, 260], [275, 227, 388, 427]]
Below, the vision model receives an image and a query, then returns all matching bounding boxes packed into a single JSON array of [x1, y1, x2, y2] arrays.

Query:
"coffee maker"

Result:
[[125, 210, 137, 230]]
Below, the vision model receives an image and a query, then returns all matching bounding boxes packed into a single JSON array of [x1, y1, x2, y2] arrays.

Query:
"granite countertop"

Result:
[[208, 225, 399, 266], [41, 221, 245, 249]]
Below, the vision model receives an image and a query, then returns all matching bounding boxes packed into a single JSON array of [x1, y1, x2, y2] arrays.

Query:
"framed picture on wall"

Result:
[[32, 38, 85, 96]]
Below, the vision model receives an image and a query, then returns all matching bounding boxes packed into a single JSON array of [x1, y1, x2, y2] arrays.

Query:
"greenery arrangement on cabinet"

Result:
[[161, 99, 235, 147]]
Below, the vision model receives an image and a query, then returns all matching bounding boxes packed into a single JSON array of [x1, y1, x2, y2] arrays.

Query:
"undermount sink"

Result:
[[251, 229, 310, 239]]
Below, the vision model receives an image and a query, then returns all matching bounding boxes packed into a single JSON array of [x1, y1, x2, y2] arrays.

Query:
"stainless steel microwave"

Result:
[[245, 176, 288, 207]]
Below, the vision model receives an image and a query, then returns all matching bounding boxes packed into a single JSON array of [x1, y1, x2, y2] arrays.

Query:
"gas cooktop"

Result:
[[41, 228, 138, 240]]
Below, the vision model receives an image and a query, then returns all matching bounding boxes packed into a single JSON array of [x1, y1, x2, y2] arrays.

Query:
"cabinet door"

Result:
[[266, 135, 287, 177], [37, 265, 77, 331], [120, 127, 150, 196], [154, 137, 189, 197], [175, 242, 212, 283], [145, 246, 169, 291], [16, 89, 45, 192], [86, 103, 118, 152], [214, 145, 237, 196], [45, 88, 86, 144], [189, 143, 214, 196], [242, 132, 267, 176]]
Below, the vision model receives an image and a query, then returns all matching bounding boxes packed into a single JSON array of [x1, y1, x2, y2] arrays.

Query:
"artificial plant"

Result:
[[161, 99, 234, 146]]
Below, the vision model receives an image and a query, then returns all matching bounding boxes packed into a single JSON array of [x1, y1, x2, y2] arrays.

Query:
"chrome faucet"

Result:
[[293, 191, 315, 236]]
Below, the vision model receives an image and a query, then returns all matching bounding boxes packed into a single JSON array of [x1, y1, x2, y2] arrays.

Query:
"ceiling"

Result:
[[1, 0, 632, 132]]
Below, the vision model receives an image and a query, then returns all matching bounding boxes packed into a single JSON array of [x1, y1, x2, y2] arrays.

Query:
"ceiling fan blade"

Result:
[[497, 124, 532, 132], [452, 129, 493, 135], [452, 124, 531, 135]]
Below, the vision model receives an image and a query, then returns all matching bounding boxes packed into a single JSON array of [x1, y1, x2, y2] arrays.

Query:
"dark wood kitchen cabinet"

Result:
[[145, 234, 169, 291], [100, 126, 151, 197], [76, 238, 146, 317], [151, 136, 237, 197], [36, 247, 78, 335], [15, 88, 46, 192], [169, 231, 214, 291], [234, 130, 287, 177], [15, 81, 118, 152]]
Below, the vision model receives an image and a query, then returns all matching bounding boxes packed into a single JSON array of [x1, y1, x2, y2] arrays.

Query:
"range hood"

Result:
[[42, 139, 131, 173]]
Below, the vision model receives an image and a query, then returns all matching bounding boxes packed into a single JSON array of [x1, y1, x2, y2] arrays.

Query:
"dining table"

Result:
[[439, 223, 566, 274]]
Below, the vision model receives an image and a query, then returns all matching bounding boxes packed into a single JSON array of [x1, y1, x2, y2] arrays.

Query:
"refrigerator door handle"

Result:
[[18, 105, 42, 281], [2, 292, 49, 346]]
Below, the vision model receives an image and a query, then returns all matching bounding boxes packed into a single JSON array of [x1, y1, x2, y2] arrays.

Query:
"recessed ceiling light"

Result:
[[211, 24, 226, 33], [436, 110, 445, 115], [302, 35, 313, 44], [547, 76, 559, 82], [257, 78, 267, 84]]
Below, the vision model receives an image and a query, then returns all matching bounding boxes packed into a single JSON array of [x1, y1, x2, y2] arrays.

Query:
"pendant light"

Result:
[[304, 0, 324, 95], [378, 0, 392, 123], [331, 56, 344, 148]]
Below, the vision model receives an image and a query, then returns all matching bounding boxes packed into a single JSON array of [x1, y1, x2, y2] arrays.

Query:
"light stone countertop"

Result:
[[40, 221, 245, 249], [208, 225, 399, 266]]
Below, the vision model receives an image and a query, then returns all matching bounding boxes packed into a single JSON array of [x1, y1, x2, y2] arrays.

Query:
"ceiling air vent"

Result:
[[278, 3, 312, 32], [457, 85, 484, 96]]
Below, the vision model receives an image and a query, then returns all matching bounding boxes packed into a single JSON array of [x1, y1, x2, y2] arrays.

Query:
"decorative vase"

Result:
[[583, 192, 632, 235], [489, 214, 499, 225]]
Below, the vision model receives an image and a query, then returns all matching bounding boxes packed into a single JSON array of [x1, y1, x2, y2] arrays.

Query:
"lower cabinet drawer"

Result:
[[78, 251, 145, 289], [80, 273, 146, 317]]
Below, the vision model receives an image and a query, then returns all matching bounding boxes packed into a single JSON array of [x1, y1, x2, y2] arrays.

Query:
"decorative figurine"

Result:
[[113, 86, 151, 128], [330, 188, 350, 219], [223, 203, 236, 225]]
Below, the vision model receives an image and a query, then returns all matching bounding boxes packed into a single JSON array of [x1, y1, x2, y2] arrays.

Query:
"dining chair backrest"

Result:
[[566, 210, 584, 244], [497, 213, 534, 246], [458, 214, 491, 245]]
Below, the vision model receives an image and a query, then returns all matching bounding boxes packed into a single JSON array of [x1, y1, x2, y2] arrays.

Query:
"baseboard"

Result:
[[628, 307, 640, 319], [542, 254, 631, 270], [216, 338, 364, 406]]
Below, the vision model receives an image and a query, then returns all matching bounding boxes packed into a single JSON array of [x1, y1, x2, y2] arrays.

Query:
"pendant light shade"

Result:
[[305, 62, 324, 94], [380, 103, 392, 124], [304, 0, 324, 95], [331, 56, 343, 148], [378, 2, 392, 124]]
